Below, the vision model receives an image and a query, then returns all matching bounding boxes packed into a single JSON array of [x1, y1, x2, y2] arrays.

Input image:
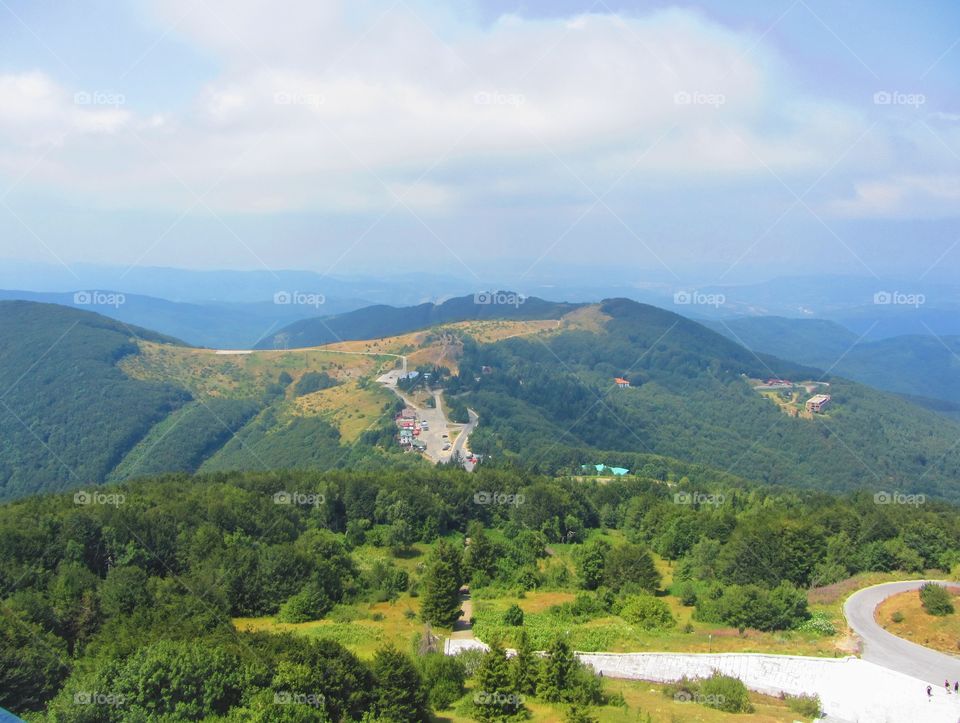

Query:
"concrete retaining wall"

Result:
[[445, 640, 960, 722]]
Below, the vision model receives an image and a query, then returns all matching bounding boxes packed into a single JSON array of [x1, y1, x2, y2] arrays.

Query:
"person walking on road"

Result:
[[954, 680, 958, 694], [927, 685, 933, 700], [946, 679, 952, 694]]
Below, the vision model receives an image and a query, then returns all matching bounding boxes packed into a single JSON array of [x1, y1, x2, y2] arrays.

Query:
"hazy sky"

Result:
[[0, 0, 958, 286]]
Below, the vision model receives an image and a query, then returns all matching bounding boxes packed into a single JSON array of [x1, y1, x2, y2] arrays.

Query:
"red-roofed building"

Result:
[[614, 377, 630, 388]]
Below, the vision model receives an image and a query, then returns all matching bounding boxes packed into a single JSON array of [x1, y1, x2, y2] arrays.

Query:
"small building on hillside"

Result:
[[614, 377, 631, 388], [806, 394, 832, 413], [400, 407, 417, 419]]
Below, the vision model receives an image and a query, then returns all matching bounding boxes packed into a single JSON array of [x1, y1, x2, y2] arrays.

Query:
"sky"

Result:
[[0, 0, 958, 287]]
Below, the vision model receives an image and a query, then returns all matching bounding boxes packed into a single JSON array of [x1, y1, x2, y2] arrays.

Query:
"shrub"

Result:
[[503, 604, 524, 626], [786, 693, 822, 717], [920, 583, 955, 616], [891, 611, 904, 623], [700, 673, 753, 713], [796, 611, 836, 635], [418, 653, 466, 710], [619, 595, 676, 631]]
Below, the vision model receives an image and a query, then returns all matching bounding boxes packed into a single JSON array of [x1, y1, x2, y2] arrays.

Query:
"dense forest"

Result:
[[2, 466, 958, 720]]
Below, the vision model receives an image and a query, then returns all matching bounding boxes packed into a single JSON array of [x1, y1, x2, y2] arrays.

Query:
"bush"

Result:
[[920, 583, 955, 616], [418, 654, 466, 710], [786, 693, 822, 717], [891, 611, 904, 623], [619, 595, 676, 630], [699, 673, 753, 713], [503, 604, 524, 626], [796, 611, 836, 636]]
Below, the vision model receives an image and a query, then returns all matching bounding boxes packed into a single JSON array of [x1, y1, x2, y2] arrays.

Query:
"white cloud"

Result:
[[829, 174, 960, 218], [0, 1, 911, 216]]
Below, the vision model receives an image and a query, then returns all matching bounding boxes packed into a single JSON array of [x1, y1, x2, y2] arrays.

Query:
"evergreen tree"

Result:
[[539, 637, 577, 702], [372, 645, 430, 722], [511, 629, 539, 696], [420, 540, 463, 627], [474, 641, 523, 721]]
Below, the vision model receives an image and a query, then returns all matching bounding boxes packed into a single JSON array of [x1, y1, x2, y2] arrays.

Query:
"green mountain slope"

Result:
[[0, 302, 191, 500], [711, 316, 960, 406], [447, 299, 960, 500], [256, 293, 582, 349]]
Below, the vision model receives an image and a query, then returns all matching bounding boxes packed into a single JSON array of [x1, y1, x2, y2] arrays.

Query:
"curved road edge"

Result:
[[843, 579, 960, 684]]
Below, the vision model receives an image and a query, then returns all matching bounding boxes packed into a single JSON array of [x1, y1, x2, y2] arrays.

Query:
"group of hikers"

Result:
[[926, 680, 960, 699]]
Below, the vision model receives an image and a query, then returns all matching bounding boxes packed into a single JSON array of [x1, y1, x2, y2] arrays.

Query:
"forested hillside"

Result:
[[2, 467, 958, 720], [448, 299, 960, 500], [0, 302, 191, 500]]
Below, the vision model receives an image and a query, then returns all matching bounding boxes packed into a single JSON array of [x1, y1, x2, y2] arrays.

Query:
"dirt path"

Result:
[[450, 587, 474, 639]]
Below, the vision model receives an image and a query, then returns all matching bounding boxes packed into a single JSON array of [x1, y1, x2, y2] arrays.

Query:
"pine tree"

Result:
[[420, 540, 463, 627], [539, 637, 577, 702], [474, 641, 523, 722], [511, 629, 538, 695], [372, 645, 430, 722]]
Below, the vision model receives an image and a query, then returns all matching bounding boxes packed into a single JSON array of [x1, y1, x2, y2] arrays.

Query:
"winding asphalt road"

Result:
[[844, 579, 960, 685]]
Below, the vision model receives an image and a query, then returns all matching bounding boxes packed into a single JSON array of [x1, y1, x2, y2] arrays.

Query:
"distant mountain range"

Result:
[[255, 293, 583, 349], [0, 289, 364, 349]]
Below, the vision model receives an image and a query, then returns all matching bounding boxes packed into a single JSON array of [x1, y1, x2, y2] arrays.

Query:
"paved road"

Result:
[[375, 372, 478, 469], [844, 579, 960, 685]]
